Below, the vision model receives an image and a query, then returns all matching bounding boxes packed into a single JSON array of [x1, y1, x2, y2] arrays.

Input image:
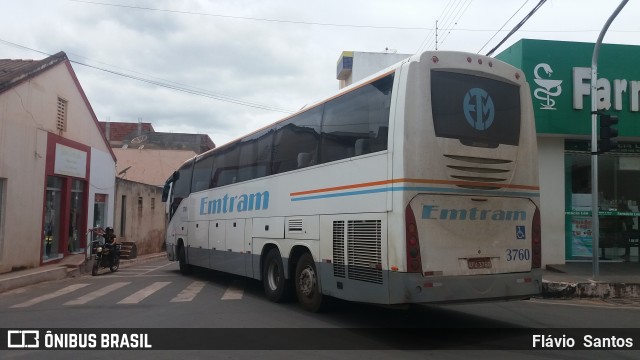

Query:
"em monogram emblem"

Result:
[[463, 88, 495, 131]]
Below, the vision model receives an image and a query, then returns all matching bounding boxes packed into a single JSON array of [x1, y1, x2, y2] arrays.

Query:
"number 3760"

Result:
[[506, 248, 530, 261]]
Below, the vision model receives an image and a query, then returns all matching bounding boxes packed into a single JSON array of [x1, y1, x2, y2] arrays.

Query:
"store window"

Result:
[[565, 141, 640, 262]]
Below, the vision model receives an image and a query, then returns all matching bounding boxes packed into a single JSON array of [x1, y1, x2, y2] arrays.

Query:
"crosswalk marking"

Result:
[[170, 281, 206, 302], [221, 282, 244, 300], [63, 282, 131, 306], [117, 281, 170, 304], [10, 283, 90, 308]]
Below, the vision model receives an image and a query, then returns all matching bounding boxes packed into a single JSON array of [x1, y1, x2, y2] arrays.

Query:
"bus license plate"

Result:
[[467, 257, 492, 269]]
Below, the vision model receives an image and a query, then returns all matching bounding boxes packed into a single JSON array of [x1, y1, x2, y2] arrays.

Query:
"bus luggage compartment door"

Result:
[[410, 194, 537, 276]]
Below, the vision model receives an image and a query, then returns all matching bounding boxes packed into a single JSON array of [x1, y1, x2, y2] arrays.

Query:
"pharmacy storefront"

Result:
[[498, 39, 640, 265]]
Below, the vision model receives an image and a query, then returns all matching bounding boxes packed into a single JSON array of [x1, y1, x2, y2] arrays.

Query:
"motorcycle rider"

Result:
[[103, 227, 117, 263]]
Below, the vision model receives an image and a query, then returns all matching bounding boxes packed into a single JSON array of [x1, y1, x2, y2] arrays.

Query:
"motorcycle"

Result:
[[89, 227, 121, 276]]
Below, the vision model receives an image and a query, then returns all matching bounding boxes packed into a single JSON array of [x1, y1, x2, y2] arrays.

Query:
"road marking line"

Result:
[[117, 281, 170, 304], [221, 283, 244, 300], [10, 284, 90, 308], [170, 281, 206, 302], [64, 282, 131, 306], [136, 262, 174, 276]]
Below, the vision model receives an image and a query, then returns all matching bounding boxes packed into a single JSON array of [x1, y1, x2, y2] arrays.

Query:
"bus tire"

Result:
[[295, 252, 323, 312], [178, 245, 192, 275], [262, 248, 291, 302]]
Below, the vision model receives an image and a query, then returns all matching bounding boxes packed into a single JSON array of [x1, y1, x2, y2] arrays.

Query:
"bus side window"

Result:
[[191, 154, 215, 192], [213, 144, 239, 187], [320, 74, 393, 164], [272, 106, 322, 174], [237, 128, 274, 183]]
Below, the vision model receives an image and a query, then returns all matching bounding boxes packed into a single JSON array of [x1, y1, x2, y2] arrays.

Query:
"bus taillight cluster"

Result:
[[532, 208, 542, 268], [405, 205, 422, 273]]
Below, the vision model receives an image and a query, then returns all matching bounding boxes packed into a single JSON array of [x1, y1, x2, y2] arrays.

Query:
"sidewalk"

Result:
[[0, 252, 167, 293], [1, 254, 640, 299]]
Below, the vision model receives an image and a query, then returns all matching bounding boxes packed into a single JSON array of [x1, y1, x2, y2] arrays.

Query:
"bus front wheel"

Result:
[[178, 245, 192, 275], [263, 248, 291, 302], [295, 252, 323, 312]]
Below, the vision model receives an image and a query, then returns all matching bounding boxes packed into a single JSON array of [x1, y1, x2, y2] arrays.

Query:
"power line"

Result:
[[416, 0, 458, 53], [69, 0, 433, 30], [477, 0, 529, 54], [0, 39, 294, 114], [438, 0, 474, 49], [485, 0, 548, 56]]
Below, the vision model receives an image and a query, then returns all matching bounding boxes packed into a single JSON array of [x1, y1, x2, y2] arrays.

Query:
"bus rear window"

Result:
[[431, 71, 520, 148]]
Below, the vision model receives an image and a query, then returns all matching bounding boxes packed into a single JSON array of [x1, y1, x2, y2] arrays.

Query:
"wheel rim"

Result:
[[267, 261, 280, 291], [298, 265, 316, 297]]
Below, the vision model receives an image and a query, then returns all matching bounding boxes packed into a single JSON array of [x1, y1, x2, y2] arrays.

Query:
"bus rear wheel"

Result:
[[295, 252, 323, 312], [262, 248, 291, 302]]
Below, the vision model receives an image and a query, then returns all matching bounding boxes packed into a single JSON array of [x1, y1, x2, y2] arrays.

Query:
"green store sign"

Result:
[[496, 39, 640, 136]]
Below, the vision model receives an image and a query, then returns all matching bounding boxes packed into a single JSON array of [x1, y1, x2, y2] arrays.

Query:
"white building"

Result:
[[0, 52, 116, 272]]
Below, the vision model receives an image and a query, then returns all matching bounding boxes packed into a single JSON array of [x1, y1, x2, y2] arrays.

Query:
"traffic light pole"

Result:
[[590, 0, 628, 280]]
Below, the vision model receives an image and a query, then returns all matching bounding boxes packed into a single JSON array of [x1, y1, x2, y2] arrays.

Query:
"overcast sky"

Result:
[[2, 0, 639, 146]]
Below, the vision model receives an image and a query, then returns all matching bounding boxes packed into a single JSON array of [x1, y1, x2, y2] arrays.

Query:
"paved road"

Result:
[[1, 258, 639, 359]]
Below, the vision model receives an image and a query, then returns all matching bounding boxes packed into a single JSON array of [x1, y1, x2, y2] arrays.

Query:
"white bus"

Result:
[[162, 51, 541, 312]]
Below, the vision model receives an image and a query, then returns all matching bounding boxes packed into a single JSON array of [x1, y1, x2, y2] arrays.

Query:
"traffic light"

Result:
[[599, 112, 619, 154]]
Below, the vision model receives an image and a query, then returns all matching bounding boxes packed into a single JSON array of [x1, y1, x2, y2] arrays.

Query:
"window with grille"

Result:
[[56, 97, 68, 132]]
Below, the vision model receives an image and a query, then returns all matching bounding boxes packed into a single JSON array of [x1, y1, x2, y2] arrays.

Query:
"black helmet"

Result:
[[105, 227, 113, 232]]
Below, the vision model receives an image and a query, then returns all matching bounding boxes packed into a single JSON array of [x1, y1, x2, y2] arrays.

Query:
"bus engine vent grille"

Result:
[[347, 220, 382, 284], [288, 218, 303, 233], [443, 154, 513, 190], [333, 221, 345, 278]]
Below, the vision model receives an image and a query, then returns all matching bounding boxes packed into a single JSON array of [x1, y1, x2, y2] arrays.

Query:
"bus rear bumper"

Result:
[[388, 269, 543, 304]]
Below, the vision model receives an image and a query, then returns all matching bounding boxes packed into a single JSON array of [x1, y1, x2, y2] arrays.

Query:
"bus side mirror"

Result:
[[161, 171, 179, 203], [161, 182, 170, 202]]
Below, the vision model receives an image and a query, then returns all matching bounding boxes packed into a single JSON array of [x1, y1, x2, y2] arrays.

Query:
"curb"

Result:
[[542, 280, 640, 299], [0, 266, 68, 293], [0, 253, 168, 294]]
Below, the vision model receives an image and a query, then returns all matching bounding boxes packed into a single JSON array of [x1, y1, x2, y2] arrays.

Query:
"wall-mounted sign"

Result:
[[54, 143, 87, 178], [497, 39, 640, 137]]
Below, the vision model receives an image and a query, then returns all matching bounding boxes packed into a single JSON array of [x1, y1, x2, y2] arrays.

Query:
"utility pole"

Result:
[[590, 0, 628, 280], [435, 20, 438, 50]]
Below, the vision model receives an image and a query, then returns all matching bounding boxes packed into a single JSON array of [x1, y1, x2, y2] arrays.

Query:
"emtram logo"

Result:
[[463, 88, 495, 131]]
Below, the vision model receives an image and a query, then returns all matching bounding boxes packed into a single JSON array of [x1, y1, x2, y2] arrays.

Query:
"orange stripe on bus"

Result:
[[289, 178, 539, 197]]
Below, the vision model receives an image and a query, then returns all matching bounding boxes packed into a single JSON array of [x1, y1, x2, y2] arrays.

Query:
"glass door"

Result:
[[68, 179, 85, 253], [44, 176, 63, 260]]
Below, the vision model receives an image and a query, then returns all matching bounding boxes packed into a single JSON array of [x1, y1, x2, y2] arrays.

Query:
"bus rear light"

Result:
[[532, 207, 542, 268], [516, 277, 533, 284], [431, 56, 439, 64], [405, 205, 423, 273], [466, 57, 472, 63]]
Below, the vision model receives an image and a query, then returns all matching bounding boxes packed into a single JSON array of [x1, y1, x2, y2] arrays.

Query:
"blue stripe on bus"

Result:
[[290, 186, 540, 201]]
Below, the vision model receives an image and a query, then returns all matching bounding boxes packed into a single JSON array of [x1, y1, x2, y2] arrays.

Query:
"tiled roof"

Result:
[[99, 121, 215, 154], [0, 52, 67, 94], [99, 122, 155, 142]]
